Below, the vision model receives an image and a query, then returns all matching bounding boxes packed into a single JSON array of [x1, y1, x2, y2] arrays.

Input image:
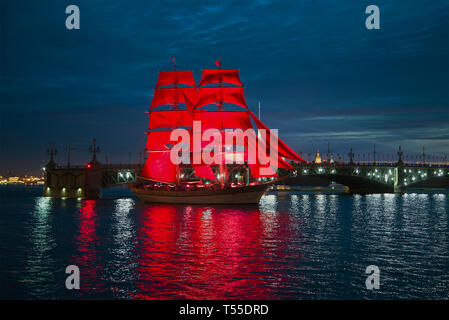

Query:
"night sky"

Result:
[[1, 0, 448, 175]]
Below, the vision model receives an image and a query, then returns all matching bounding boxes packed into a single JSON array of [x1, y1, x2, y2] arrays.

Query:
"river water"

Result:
[[0, 185, 448, 299]]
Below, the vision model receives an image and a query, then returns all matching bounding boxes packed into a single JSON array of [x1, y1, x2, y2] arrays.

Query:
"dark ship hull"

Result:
[[130, 183, 269, 204]]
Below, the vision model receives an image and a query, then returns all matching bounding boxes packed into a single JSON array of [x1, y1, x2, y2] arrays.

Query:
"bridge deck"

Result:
[[43, 161, 448, 199]]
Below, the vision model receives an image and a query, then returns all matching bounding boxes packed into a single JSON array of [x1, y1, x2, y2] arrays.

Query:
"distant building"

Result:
[[315, 150, 322, 164]]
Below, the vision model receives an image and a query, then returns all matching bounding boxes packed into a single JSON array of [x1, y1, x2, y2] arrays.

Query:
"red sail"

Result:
[[249, 163, 278, 178], [145, 131, 173, 151], [140, 151, 177, 183], [149, 110, 192, 129], [193, 165, 217, 180], [278, 156, 295, 170], [242, 129, 293, 172], [155, 70, 196, 87], [195, 87, 248, 109], [196, 131, 248, 153], [250, 112, 305, 163], [199, 69, 243, 87], [199, 151, 245, 166], [150, 88, 198, 109], [182, 91, 196, 112], [192, 111, 252, 130]]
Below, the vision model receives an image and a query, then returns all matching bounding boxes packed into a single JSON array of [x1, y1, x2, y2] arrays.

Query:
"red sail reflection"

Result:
[[132, 202, 301, 300], [72, 200, 106, 295]]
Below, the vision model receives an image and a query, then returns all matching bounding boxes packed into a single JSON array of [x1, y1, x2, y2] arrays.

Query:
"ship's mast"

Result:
[[217, 58, 223, 111], [173, 58, 178, 110], [173, 58, 181, 186], [216, 59, 226, 188]]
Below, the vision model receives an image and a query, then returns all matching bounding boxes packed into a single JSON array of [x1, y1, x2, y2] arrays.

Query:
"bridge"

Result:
[[291, 162, 448, 193], [43, 140, 142, 198], [43, 161, 142, 199], [42, 141, 448, 199]]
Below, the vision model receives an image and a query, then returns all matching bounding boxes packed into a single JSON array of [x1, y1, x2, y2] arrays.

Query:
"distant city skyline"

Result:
[[1, 0, 448, 175]]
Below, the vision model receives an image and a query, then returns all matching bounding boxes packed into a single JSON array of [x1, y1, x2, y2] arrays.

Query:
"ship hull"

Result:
[[130, 184, 269, 204]]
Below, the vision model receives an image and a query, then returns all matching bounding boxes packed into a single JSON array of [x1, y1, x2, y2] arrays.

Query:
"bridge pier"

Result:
[[393, 185, 406, 193], [85, 160, 103, 199], [42, 160, 102, 199], [323, 173, 397, 194], [43, 161, 143, 199], [43, 162, 87, 199], [42, 140, 143, 199]]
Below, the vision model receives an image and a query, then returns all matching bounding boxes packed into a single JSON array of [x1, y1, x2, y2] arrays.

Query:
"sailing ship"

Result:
[[130, 61, 305, 204]]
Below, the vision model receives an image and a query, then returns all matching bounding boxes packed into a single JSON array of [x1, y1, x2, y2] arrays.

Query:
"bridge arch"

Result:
[[313, 174, 395, 193], [293, 164, 449, 193]]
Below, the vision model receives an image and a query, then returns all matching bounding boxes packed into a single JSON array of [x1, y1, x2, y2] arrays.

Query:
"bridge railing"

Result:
[[50, 165, 86, 170], [49, 163, 143, 170], [102, 163, 143, 169], [291, 162, 449, 169]]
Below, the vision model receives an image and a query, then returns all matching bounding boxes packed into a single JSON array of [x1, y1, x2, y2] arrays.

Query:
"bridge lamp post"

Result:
[[46, 142, 57, 163], [396, 146, 404, 166], [89, 139, 100, 164], [348, 148, 355, 165]]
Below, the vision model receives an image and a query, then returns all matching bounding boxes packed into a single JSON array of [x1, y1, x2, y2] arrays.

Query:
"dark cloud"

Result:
[[1, 0, 448, 174]]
